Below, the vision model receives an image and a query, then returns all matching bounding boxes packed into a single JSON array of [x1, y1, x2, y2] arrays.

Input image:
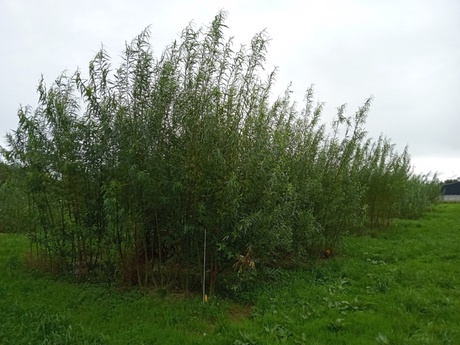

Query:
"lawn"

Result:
[[1, 203, 459, 344]]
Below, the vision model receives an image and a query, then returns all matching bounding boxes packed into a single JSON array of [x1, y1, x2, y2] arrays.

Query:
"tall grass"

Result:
[[1, 11, 439, 292]]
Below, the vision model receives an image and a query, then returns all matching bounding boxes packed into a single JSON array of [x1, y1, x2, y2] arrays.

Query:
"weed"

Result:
[[326, 317, 347, 333]]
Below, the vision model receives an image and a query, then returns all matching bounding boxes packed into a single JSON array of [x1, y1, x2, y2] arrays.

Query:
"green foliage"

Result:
[[2, 12, 439, 292], [397, 173, 440, 219], [1, 306, 105, 345], [0, 162, 34, 233]]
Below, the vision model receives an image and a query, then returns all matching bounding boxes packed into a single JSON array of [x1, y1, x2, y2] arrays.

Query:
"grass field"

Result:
[[1, 203, 459, 344]]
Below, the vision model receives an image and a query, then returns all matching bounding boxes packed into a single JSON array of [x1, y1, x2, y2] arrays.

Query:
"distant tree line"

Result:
[[442, 179, 460, 185], [0, 12, 440, 293]]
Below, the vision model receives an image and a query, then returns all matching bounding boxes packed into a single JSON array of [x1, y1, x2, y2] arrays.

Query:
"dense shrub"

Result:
[[1, 12, 439, 293]]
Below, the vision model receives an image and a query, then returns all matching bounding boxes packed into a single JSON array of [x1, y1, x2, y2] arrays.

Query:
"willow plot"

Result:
[[2, 12, 439, 293]]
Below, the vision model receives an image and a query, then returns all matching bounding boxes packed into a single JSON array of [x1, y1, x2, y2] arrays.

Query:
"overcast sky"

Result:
[[1, 0, 459, 179]]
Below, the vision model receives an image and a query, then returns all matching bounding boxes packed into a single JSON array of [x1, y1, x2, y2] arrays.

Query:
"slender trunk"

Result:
[[155, 211, 163, 287], [143, 228, 149, 286]]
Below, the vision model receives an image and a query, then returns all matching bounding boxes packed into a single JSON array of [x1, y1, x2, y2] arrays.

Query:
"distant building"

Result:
[[441, 181, 460, 202]]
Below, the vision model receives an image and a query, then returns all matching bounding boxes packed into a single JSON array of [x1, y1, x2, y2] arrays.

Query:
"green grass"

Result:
[[1, 203, 459, 344]]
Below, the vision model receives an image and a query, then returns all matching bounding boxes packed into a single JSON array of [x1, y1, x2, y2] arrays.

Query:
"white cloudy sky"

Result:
[[1, 0, 459, 180]]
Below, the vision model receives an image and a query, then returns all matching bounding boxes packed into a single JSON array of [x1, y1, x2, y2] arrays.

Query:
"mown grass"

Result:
[[1, 203, 459, 344]]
